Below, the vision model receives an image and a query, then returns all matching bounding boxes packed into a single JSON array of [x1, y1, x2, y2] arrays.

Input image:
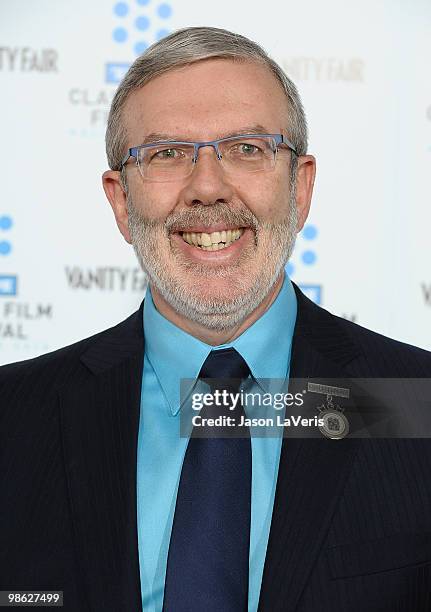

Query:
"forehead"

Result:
[[123, 58, 289, 142]]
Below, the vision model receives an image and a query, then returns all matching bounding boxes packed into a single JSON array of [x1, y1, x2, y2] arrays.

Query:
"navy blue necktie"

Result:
[[163, 348, 252, 611]]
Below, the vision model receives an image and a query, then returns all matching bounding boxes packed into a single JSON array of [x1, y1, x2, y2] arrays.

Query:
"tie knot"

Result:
[[199, 348, 250, 389], [196, 348, 251, 435]]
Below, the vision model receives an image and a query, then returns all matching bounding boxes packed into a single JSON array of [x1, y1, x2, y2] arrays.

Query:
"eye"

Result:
[[242, 143, 259, 154], [229, 142, 264, 156], [152, 148, 185, 160]]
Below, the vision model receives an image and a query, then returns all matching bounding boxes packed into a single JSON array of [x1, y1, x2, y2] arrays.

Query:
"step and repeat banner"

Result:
[[0, 0, 430, 364]]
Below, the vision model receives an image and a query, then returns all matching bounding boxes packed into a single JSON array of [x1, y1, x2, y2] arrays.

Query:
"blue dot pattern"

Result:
[[114, 2, 129, 16], [0, 241, 11, 255], [156, 28, 170, 40], [302, 250, 317, 265], [111, 1, 172, 69], [134, 41, 148, 55], [285, 262, 295, 277], [113, 26, 128, 42], [303, 224, 317, 240], [136, 15, 150, 30], [288, 223, 319, 275], [157, 3, 172, 18], [0, 215, 12, 230]]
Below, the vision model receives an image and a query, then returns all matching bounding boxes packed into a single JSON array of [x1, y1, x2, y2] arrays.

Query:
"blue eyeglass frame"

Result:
[[120, 133, 297, 169]]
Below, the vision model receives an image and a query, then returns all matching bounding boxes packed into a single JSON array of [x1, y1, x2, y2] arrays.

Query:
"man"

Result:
[[1, 26, 431, 612]]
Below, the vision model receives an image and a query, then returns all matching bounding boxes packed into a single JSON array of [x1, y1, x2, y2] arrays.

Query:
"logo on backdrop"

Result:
[[65, 266, 146, 292], [106, 0, 173, 84], [286, 223, 322, 305], [0, 47, 58, 72], [288, 225, 358, 320], [68, 88, 116, 132], [0, 214, 13, 259], [0, 275, 17, 297], [0, 215, 53, 345], [0, 214, 17, 300], [0, 303, 53, 341], [68, 1, 174, 134], [281, 57, 364, 82]]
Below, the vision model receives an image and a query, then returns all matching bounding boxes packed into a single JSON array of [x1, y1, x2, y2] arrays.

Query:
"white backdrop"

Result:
[[1, 0, 430, 365]]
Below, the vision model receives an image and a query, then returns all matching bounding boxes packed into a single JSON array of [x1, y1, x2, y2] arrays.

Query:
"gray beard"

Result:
[[127, 193, 298, 332]]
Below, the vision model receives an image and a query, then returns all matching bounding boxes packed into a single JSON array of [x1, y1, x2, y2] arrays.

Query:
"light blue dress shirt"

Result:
[[137, 275, 297, 611]]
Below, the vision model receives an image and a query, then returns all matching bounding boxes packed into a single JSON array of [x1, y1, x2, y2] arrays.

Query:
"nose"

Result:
[[180, 145, 234, 207]]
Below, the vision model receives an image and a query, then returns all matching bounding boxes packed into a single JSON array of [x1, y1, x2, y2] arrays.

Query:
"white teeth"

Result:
[[181, 227, 244, 249], [200, 232, 212, 246]]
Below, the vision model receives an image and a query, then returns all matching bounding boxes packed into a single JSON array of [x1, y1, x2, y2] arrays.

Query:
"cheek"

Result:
[[131, 181, 179, 221], [269, 179, 291, 221], [237, 177, 290, 223]]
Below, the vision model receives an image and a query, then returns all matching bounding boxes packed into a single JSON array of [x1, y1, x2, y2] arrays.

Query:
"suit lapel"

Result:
[[258, 286, 363, 611], [60, 307, 145, 612], [59, 285, 368, 611]]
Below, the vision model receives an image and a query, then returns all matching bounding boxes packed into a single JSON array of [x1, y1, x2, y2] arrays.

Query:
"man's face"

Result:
[[104, 59, 315, 330]]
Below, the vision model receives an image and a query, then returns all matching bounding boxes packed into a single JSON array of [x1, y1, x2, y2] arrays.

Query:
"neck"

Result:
[[150, 273, 284, 346]]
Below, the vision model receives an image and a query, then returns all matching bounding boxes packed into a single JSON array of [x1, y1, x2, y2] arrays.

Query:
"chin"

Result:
[[177, 298, 255, 331], [180, 274, 257, 305]]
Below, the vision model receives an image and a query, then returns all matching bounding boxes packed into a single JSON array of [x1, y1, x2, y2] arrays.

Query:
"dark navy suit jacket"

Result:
[[1, 284, 431, 611]]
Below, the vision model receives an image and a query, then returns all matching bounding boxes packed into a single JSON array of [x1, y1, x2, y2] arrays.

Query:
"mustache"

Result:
[[165, 203, 259, 234]]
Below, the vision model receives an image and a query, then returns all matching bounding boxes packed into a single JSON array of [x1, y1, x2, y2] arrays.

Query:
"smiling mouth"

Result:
[[179, 228, 245, 251]]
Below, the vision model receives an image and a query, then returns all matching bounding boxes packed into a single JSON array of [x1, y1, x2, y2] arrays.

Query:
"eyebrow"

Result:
[[140, 124, 273, 144]]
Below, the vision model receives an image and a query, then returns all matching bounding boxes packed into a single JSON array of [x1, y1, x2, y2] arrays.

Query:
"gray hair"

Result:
[[106, 26, 308, 180]]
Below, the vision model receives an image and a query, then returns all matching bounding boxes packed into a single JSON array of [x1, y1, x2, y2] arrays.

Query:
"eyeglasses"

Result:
[[120, 133, 296, 182]]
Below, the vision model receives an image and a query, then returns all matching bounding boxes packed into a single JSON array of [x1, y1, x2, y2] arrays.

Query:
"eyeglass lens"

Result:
[[136, 136, 278, 181]]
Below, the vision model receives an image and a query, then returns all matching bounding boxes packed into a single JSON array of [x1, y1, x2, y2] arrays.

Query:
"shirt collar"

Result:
[[228, 275, 297, 384], [143, 274, 297, 415]]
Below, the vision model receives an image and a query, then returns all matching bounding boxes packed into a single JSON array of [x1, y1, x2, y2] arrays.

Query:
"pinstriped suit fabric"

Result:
[[1, 286, 431, 611]]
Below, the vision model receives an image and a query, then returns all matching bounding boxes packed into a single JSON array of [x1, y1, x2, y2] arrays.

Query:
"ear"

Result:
[[294, 155, 316, 232], [102, 170, 132, 244]]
